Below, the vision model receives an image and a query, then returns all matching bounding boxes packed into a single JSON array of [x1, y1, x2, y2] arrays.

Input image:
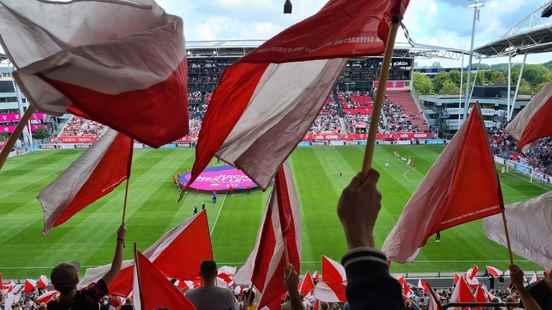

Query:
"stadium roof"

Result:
[[186, 40, 470, 59], [475, 2, 552, 57]]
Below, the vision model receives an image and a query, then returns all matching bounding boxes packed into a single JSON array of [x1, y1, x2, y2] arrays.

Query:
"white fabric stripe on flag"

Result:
[[217, 58, 346, 189], [282, 162, 302, 256], [313, 281, 340, 303], [132, 262, 142, 310], [259, 197, 285, 294], [484, 191, 552, 268], [0, 0, 164, 68], [38, 129, 118, 233], [507, 83, 552, 141], [79, 212, 201, 289]]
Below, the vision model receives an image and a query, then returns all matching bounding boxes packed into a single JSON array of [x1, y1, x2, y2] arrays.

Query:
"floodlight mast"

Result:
[[463, 0, 484, 121]]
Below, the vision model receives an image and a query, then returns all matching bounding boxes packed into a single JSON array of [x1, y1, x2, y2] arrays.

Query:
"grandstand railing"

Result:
[[442, 302, 521, 309]]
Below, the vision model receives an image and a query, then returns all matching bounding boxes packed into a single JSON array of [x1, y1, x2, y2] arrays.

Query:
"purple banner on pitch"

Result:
[[179, 165, 258, 192]]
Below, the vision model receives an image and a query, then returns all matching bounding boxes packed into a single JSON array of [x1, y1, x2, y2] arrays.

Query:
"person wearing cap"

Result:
[[186, 260, 238, 310], [47, 225, 126, 310]]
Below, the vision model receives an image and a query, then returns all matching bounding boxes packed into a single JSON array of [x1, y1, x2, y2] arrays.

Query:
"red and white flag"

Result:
[[398, 275, 412, 299], [0, 0, 188, 147], [313, 256, 346, 303], [449, 277, 476, 310], [507, 83, 552, 150], [484, 191, 552, 268], [424, 281, 441, 310], [299, 272, 315, 297], [80, 211, 212, 297], [474, 285, 489, 310], [36, 275, 48, 290], [38, 129, 133, 233], [486, 266, 502, 278], [383, 105, 503, 262], [35, 291, 58, 305], [190, 0, 410, 189], [234, 162, 301, 308], [23, 280, 35, 294], [465, 265, 479, 287], [133, 250, 196, 310]]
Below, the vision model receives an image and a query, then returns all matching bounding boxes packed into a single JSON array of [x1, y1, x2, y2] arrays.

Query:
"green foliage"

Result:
[[413, 72, 434, 95], [32, 128, 50, 140], [439, 79, 459, 95]]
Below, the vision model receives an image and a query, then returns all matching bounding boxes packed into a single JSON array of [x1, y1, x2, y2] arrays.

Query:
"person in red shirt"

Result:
[[47, 225, 126, 310]]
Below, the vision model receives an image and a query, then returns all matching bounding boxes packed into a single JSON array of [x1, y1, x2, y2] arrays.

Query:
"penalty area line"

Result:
[[210, 193, 228, 237]]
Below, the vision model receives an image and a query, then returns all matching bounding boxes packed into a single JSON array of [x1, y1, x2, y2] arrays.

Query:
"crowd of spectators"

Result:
[[490, 131, 552, 176], [58, 117, 106, 138], [382, 99, 419, 133]]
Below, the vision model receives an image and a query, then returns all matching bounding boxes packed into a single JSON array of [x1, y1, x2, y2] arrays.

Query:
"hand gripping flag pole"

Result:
[[362, 17, 401, 172]]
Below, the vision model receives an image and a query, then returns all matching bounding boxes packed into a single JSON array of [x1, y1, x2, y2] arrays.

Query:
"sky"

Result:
[[158, 0, 552, 67]]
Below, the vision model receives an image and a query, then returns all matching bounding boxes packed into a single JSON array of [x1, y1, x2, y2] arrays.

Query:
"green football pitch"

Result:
[[0, 145, 549, 278]]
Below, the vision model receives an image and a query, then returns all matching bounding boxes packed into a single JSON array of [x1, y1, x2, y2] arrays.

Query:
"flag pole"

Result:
[[0, 104, 36, 172], [500, 210, 515, 265], [362, 19, 401, 172], [121, 144, 134, 226]]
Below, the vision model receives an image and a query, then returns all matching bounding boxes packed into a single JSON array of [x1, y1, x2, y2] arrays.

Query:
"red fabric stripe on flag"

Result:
[[322, 257, 346, 302], [257, 256, 287, 308], [251, 204, 277, 291], [134, 251, 196, 310], [191, 63, 269, 186], [53, 133, 132, 227], [274, 167, 300, 273], [518, 97, 552, 149], [42, 60, 188, 148], [240, 0, 409, 63]]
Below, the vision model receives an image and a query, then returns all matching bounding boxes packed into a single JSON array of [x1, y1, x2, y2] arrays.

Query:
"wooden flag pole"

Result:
[[362, 20, 401, 172], [501, 210, 515, 265], [120, 143, 134, 248], [0, 104, 36, 172], [121, 177, 131, 226]]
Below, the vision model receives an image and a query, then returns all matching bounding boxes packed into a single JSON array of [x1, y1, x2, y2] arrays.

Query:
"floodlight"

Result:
[[284, 0, 292, 14]]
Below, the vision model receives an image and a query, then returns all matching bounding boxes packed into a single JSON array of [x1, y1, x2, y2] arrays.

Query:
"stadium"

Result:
[[1, 0, 552, 309]]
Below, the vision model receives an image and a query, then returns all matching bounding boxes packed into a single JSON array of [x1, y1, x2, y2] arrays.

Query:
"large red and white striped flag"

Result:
[[507, 83, 552, 150], [38, 129, 133, 234], [80, 211, 212, 297], [190, 0, 410, 189], [484, 191, 552, 268], [132, 250, 196, 310], [0, 0, 188, 147], [383, 105, 503, 262], [234, 162, 301, 308]]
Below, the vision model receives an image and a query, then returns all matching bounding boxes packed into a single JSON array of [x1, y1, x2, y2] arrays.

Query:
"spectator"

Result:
[[282, 265, 304, 310], [337, 170, 405, 309], [47, 225, 125, 310], [511, 264, 550, 310], [185, 260, 238, 310]]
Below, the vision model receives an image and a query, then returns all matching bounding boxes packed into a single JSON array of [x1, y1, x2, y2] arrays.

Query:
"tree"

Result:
[[33, 128, 50, 140], [413, 73, 434, 95], [519, 79, 532, 95], [439, 80, 459, 95], [448, 70, 461, 85], [433, 71, 451, 93], [523, 64, 548, 86]]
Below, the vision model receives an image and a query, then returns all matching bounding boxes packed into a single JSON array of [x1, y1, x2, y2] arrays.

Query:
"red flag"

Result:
[[383, 105, 503, 262], [36, 275, 48, 290], [507, 83, 552, 150], [320, 256, 347, 303], [80, 211, 212, 297], [299, 272, 315, 296], [473, 285, 489, 310], [398, 275, 412, 299], [35, 291, 58, 305], [38, 129, 133, 233], [190, 0, 410, 189], [424, 281, 442, 310], [0, 1, 188, 147], [449, 277, 476, 310], [486, 266, 502, 278], [132, 250, 195, 310], [234, 162, 301, 308], [419, 279, 430, 295], [466, 265, 479, 280], [23, 279, 35, 294]]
